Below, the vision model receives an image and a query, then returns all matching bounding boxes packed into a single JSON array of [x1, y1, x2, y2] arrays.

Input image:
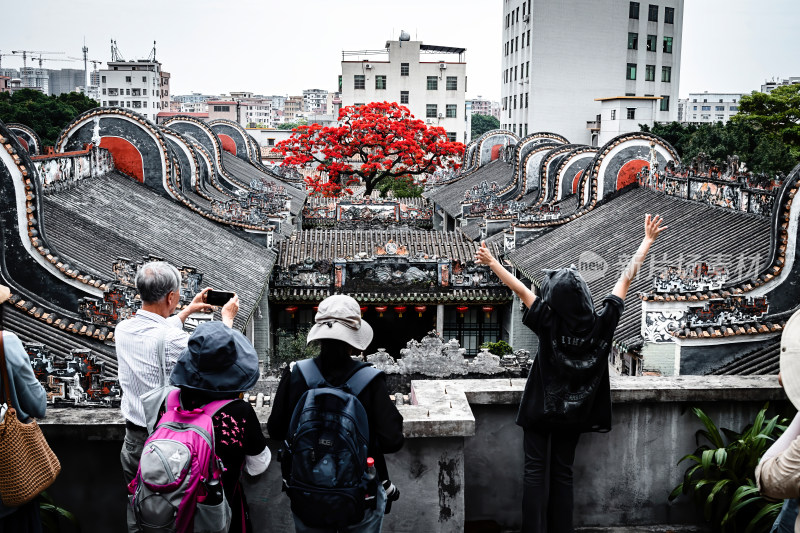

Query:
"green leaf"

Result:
[[693, 407, 725, 448], [714, 448, 728, 467], [701, 449, 716, 472], [745, 501, 783, 533], [668, 483, 685, 501]]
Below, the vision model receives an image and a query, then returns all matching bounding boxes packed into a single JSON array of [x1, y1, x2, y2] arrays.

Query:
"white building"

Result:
[[99, 60, 170, 122], [240, 98, 274, 128], [761, 77, 800, 93], [303, 89, 329, 113], [595, 96, 662, 145], [340, 33, 467, 143], [501, 0, 683, 145], [678, 92, 743, 124]]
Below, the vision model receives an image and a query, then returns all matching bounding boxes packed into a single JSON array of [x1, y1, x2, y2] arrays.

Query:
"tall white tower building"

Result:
[[501, 0, 683, 145]]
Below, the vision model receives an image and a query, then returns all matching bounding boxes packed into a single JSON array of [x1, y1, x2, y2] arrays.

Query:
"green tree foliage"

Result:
[[376, 175, 424, 198], [471, 113, 500, 139], [734, 85, 800, 155], [480, 340, 513, 356], [641, 121, 797, 176], [0, 89, 98, 147], [272, 328, 319, 370], [669, 404, 787, 533], [277, 119, 308, 130]]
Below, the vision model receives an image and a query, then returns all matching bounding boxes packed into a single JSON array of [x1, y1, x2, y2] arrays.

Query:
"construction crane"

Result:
[[33, 55, 77, 68], [10, 50, 65, 71], [0, 50, 23, 69]]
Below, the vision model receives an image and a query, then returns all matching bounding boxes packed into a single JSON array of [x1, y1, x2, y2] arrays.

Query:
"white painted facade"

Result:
[[501, 0, 683, 145], [99, 60, 168, 122], [341, 38, 467, 143], [761, 77, 800, 93], [596, 96, 661, 145], [678, 92, 743, 124], [303, 89, 328, 113]]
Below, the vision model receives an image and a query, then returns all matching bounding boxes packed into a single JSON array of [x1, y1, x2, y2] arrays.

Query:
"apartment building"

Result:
[[99, 59, 170, 122], [678, 92, 744, 124]]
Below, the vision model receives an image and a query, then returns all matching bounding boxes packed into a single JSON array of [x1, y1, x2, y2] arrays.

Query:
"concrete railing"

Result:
[[40, 376, 788, 532]]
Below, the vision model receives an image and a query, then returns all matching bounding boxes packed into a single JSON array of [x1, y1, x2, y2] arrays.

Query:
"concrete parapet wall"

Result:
[[40, 376, 787, 532]]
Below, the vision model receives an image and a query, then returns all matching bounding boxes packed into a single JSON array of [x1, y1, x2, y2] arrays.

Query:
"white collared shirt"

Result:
[[115, 309, 188, 427]]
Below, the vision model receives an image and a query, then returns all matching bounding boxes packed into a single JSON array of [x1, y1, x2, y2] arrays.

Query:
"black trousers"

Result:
[[522, 427, 581, 533]]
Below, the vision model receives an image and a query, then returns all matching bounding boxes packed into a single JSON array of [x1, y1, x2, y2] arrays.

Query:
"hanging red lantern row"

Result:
[[360, 306, 368, 316], [456, 305, 469, 318], [482, 305, 494, 319], [414, 305, 427, 317], [375, 305, 388, 317], [285, 305, 299, 318], [394, 306, 407, 318]]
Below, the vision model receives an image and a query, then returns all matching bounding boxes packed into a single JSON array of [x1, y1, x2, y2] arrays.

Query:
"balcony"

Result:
[[40, 376, 784, 533]]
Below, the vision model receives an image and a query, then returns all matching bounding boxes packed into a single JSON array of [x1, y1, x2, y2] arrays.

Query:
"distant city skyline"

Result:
[[3, 0, 798, 103]]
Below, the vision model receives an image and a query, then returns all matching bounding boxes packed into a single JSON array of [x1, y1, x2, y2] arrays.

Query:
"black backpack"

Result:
[[279, 359, 381, 528]]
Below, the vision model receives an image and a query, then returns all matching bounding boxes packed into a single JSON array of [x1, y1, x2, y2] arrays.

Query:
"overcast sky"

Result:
[[3, 0, 798, 101]]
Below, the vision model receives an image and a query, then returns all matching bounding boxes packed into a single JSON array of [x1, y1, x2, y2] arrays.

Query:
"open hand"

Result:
[[474, 241, 496, 266], [186, 287, 214, 314], [221, 294, 239, 327], [644, 214, 667, 242]]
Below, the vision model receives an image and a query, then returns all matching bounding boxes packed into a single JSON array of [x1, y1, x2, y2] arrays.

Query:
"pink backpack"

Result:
[[127, 389, 232, 533]]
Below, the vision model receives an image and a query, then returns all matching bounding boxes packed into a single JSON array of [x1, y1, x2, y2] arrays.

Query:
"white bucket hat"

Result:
[[780, 309, 800, 409], [306, 295, 374, 351]]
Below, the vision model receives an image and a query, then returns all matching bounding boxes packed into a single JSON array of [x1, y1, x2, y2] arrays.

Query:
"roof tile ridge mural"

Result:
[[207, 118, 259, 162], [7, 123, 42, 156], [641, 162, 800, 305], [183, 137, 239, 201], [552, 146, 599, 201], [160, 127, 215, 203], [496, 132, 569, 201]]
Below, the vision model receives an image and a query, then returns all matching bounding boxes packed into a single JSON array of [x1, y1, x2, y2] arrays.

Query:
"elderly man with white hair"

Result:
[[116, 261, 239, 485]]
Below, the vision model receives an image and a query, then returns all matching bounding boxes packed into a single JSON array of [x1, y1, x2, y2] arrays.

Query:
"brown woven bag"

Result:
[[0, 332, 60, 507]]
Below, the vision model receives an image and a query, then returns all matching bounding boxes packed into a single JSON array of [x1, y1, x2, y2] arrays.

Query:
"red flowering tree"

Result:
[[276, 101, 465, 196]]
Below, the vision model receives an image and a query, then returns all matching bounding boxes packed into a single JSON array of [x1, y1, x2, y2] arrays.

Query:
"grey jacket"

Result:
[[0, 331, 48, 516]]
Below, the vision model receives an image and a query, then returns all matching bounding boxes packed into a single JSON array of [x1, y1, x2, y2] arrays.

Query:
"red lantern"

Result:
[[394, 306, 407, 318], [375, 305, 388, 317], [360, 306, 367, 316], [482, 305, 494, 319], [285, 305, 299, 318], [456, 305, 469, 318], [414, 305, 427, 317]]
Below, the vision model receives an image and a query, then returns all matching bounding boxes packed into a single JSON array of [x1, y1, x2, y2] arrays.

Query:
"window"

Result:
[[645, 64, 655, 81], [661, 66, 671, 82], [446, 76, 458, 90], [628, 33, 638, 50], [400, 91, 409, 104], [660, 96, 670, 111], [426, 104, 437, 118], [125, 76, 132, 82], [446, 104, 457, 118], [716, 115, 724, 121], [730, 105, 739, 111], [701, 105, 711, 111], [510, 39, 514, 53], [663, 36, 673, 53], [629, 2, 639, 18], [443, 307, 501, 356], [101, 75, 106, 83], [626, 63, 637, 80], [505, 42, 509, 56], [447, 132, 456, 142], [611, 109, 617, 120], [665, 6, 674, 23], [504, 70, 508, 83], [514, 66, 517, 80], [126, 88, 130, 95], [506, 13, 510, 28], [627, 108, 636, 119], [427, 76, 438, 90], [142, 76, 146, 82], [400, 63, 409, 76], [526, 61, 530, 77], [143, 102, 147, 108], [102, 88, 107, 95], [267, 138, 275, 146], [354, 75, 365, 89], [502, 97, 507, 110], [213, 105, 230, 112], [648, 4, 658, 21], [338, 75, 342, 92], [375, 75, 386, 90], [525, 93, 529, 108], [646, 34, 657, 51], [693, 106, 697, 110], [513, 95, 517, 109], [715, 105, 725, 111]]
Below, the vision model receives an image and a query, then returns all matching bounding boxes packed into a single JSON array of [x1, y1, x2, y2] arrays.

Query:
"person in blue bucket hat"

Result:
[[476, 214, 667, 533], [169, 321, 271, 533]]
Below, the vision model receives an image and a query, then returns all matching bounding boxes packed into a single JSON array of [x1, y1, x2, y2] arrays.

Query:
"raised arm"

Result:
[[475, 241, 536, 308], [612, 214, 667, 301]]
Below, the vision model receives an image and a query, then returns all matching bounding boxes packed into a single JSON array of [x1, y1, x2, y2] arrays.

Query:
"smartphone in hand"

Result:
[[205, 290, 235, 306]]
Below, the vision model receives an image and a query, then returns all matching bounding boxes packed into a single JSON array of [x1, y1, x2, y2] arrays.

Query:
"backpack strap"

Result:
[[165, 388, 182, 411], [344, 366, 382, 396], [296, 358, 328, 389], [201, 398, 235, 417]]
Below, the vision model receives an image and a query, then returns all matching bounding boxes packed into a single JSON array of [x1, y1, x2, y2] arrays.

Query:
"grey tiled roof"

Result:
[[220, 152, 307, 215], [428, 160, 513, 218], [507, 187, 772, 349], [41, 171, 276, 331], [708, 339, 780, 375]]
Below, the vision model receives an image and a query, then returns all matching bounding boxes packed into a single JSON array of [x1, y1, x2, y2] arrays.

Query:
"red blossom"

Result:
[[276, 101, 465, 196]]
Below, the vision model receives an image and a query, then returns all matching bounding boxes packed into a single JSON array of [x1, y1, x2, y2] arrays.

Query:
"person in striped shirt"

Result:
[[115, 261, 239, 484]]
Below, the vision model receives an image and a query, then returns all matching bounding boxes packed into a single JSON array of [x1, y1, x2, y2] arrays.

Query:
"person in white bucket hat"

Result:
[[756, 309, 800, 533], [268, 295, 404, 532]]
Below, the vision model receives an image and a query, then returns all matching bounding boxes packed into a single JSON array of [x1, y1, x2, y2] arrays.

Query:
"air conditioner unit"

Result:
[[439, 63, 447, 70], [523, 14, 530, 22], [364, 63, 373, 69]]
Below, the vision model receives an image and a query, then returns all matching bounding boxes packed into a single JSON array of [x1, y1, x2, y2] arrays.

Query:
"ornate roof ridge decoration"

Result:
[[642, 162, 800, 303], [8, 291, 115, 341], [541, 143, 590, 204], [25, 342, 121, 407], [269, 288, 513, 304], [514, 132, 680, 230], [33, 145, 115, 195], [184, 137, 238, 201], [637, 158, 779, 217], [653, 262, 728, 294], [7, 123, 42, 156], [208, 118, 260, 163], [552, 146, 598, 201], [499, 132, 569, 201], [426, 129, 518, 188], [160, 127, 216, 203], [303, 196, 433, 229], [0, 120, 113, 297]]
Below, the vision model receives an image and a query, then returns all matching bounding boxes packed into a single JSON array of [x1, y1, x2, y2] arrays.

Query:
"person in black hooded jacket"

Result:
[[476, 214, 667, 533]]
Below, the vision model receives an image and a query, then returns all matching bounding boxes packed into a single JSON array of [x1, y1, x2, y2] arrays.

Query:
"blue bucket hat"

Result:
[[170, 321, 260, 395]]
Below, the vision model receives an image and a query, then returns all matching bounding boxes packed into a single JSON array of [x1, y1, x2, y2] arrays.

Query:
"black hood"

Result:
[[539, 266, 595, 334]]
